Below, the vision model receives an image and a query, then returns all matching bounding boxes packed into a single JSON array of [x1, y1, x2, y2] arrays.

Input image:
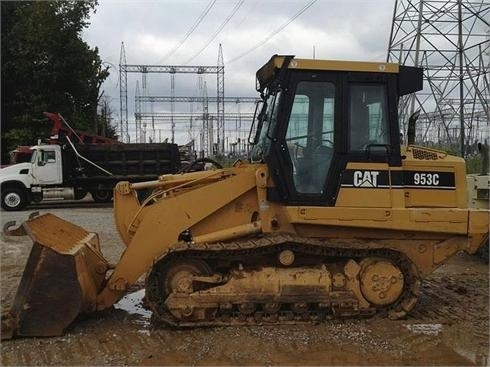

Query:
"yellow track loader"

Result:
[[2, 55, 488, 338]]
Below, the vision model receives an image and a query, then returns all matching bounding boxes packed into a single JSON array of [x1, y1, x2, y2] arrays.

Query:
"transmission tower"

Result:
[[119, 44, 225, 149], [135, 80, 141, 142], [119, 42, 129, 142], [387, 0, 489, 157], [217, 44, 225, 152]]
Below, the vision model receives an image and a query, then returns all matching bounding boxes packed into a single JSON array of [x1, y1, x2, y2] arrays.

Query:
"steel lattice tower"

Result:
[[217, 44, 225, 153], [119, 42, 129, 142], [134, 80, 141, 142], [119, 44, 226, 151], [387, 0, 489, 156]]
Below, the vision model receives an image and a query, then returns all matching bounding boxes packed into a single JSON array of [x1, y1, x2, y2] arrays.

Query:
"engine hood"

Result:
[[0, 162, 32, 180]]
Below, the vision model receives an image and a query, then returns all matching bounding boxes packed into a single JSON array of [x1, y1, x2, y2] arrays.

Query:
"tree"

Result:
[[1, 1, 111, 164], [97, 95, 118, 139]]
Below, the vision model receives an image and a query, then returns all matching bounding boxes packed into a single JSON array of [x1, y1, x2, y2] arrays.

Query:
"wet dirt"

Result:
[[1, 207, 488, 366]]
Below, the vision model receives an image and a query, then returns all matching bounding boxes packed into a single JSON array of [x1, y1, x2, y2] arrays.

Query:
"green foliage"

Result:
[[1, 1, 110, 164], [465, 155, 483, 174], [420, 142, 490, 175], [425, 143, 487, 174]]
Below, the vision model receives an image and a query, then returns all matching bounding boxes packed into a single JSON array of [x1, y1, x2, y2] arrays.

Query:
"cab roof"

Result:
[[256, 55, 422, 96]]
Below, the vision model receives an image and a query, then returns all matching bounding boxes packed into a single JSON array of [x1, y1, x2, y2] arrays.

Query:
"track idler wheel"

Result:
[[163, 260, 213, 296], [358, 256, 421, 320], [149, 259, 213, 321], [359, 258, 404, 306]]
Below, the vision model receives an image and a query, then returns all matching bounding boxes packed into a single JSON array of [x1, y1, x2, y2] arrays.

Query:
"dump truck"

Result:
[[0, 140, 181, 210], [4, 112, 120, 168], [2, 55, 488, 339]]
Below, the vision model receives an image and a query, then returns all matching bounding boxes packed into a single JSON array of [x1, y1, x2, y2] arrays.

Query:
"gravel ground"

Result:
[[1, 206, 488, 366]]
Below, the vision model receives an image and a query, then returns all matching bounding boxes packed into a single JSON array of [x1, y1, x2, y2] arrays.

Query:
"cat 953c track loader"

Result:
[[2, 55, 488, 339]]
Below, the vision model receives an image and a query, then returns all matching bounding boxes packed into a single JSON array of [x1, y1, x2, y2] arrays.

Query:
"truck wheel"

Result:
[[1, 187, 27, 211], [74, 189, 87, 200], [91, 189, 113, 203]]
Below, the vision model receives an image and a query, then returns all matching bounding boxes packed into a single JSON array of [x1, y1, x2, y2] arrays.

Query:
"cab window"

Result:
[[349, 84, 389, 150], [38, 150, 56, 165], [285, 81, 335, 194], [250, 91, 282, 162]]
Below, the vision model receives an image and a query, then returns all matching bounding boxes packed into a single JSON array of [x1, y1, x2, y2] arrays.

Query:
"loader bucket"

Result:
[[1, 213, 109, 339]]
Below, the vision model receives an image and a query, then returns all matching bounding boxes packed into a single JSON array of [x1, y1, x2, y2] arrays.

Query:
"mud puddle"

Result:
[[115, 289, 151, 320], [114, 289, 151, 335], [401, 322, 488, 365], [112, 290, 486, 366], [1, 292, 487, 366]]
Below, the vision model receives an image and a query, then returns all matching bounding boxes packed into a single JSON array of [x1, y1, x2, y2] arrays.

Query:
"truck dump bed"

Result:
[[62, 142, 181, 182]]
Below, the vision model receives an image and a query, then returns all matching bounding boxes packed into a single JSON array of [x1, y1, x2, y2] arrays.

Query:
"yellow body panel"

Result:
[[286, 207, 469, 233], [336, 162, 392, 207], [336, 188, 393, 207], [466, 174, 490, 209], [265, 56, 399, 73]]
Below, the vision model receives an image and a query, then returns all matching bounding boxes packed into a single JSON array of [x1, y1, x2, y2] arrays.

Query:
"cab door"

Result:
[[334, 73, 401, 208], [285, 80, 336, 195], [32, 148, 63, 185], [266, 70, 341, 205]]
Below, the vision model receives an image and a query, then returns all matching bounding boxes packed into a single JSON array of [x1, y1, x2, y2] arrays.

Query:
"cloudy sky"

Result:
[[82, 0, 396, 143]]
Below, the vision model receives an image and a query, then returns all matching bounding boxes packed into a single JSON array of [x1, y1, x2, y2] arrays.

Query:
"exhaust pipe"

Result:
[[407, 109, 420, 145]]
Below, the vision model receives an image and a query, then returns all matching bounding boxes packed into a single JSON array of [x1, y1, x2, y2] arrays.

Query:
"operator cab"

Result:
[[250, 55, 423, 206]]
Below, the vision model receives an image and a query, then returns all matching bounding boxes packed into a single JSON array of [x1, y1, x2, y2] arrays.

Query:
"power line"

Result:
[[185, 0, 245, 64], [159, 0, 217, 63], [226, 0, 318, 64]]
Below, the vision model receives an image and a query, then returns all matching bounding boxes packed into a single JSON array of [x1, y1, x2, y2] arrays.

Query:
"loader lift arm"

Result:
[[96, 165, 260, 309]]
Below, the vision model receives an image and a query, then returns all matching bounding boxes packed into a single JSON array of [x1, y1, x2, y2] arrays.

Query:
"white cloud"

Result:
[[132, 33, 176, 61]]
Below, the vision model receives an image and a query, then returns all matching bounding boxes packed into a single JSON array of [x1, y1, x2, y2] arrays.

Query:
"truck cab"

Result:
[[0, 145, 64, 210], [30, 145, 63, 185]]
